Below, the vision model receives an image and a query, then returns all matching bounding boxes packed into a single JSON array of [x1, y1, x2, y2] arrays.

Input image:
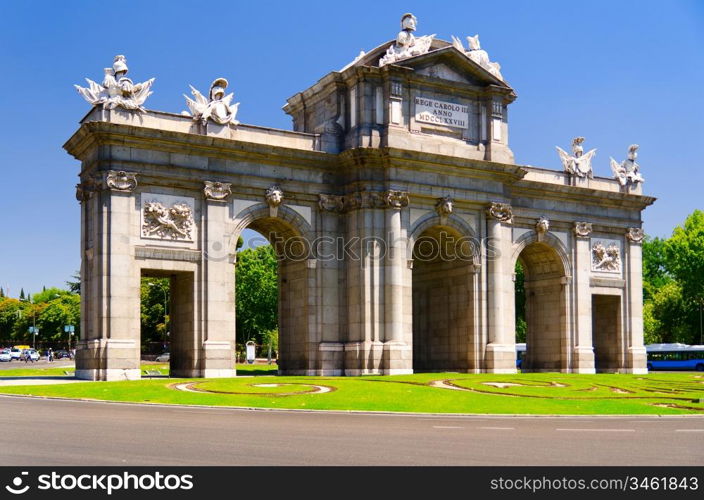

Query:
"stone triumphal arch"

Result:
[[66, 14, 654, 380]]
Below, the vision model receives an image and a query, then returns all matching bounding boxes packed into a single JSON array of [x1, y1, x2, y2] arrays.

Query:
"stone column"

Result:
[[624, 228, 647, 373], [197, 181, 236, 378], [383, 190, 412, 375], [572, 222, 596, 373], [76, 171, 140, 381], [484, 202, 517, 373]]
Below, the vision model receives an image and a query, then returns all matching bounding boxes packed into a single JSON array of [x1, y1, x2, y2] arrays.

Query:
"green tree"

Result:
[[235, 245, 278, 346], [66, 272, 81, 294], [642, 236, 671, 301], [664, 210, 704, 304], [19, 289, 25, 301], [140, 278, 170, 350]]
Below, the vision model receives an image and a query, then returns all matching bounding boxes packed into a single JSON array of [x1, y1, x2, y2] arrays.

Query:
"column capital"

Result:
[[573, 221, 593, 238], [486, 202, 513, 223], [625, 227, 645, 244], [204, 181, 232, 202], [105, 170, 138, 192]]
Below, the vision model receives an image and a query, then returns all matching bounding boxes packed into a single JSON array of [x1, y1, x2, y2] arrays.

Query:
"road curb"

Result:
[[0, 392, 703, 418]]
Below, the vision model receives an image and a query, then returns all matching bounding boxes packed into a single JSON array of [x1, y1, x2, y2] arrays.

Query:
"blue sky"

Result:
[[0, 0, 702, 296]]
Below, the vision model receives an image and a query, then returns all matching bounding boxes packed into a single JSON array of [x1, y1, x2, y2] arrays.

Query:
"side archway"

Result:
[[409, 214, 480, 372], [230, 203, 315, 375], [511, 232, 571, 371]]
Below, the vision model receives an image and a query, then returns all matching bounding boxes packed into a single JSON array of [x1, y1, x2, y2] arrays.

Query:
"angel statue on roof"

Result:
[[74, 55, 155, 112], [183, 78, 240, 126], [610, 144, 644, 187], [556, 137, 596, 178]]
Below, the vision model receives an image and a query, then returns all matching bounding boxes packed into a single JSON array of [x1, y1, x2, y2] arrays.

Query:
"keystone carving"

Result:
[[535, 216, 550, 234], [435, 196, 453, 217], [265, 185, 284, 208]]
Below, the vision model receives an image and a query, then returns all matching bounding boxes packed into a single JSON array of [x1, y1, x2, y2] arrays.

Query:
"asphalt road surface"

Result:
[[1, 396, 702, 466]]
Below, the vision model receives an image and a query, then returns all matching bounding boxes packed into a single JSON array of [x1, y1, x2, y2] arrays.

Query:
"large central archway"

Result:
[[410, 217, 479, 372], [513, 236, 570, 372], [232, 204, 313, 375]]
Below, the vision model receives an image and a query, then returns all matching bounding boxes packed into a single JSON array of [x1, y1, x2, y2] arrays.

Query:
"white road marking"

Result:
[[556, 428, 635, 432], [432, 426, 464, 429], [479, 426, 515, 431], [674, 429, 704, 432]]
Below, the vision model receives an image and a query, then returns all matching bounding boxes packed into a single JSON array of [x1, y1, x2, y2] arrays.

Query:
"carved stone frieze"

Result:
[[625, 227, 645, 244], [591, 240, 621, 273], [204, 181, 232, 201], [142, 200, 194, 240], [105, 170, 138, 192], [573, 221, 592, 238], [486, 202, 513, 223]]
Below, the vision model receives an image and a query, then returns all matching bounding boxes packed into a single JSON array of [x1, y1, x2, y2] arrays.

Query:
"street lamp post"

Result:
[[64, 325, 75, 352]]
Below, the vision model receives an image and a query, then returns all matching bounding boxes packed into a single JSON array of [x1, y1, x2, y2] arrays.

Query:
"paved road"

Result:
[[0, 359, 74, 370], [1, 396, 702, 466]]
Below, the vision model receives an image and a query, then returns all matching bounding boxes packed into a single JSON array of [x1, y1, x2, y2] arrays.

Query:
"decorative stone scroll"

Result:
[[74, 55, 155, 112], [379, 13, 435, 67], [591, 240, 621, 273], [573, 221, 592, 238], [105, 170, 138, 192], [318, 190, 410, 213], [141, 197, 195, 241], [625, 227, 645, 243], [75, 177, 99, 202], [318, 194, 345, 213], [486, 202, 513, 223], [204, 181, 232, 201]]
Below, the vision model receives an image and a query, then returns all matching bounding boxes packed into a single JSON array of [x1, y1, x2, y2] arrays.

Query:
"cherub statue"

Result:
[[610, 144, 644, 187], [183, 78, 240, 126], [451, 34, 503, 80], [556, 137, 596, 178], [379, 13, 436, 66], [75, 55, 155, 112], [592, 241, 621, 272]]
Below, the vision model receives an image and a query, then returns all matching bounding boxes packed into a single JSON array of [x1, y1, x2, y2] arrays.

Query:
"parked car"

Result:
[[155, 352, 170, 362], [0, 349, 11, 362], [22, 349, 40, 361], [54, 349, 71, 359], [9, 347, 23, 360]]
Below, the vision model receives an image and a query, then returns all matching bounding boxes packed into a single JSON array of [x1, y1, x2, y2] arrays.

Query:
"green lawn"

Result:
[[1, 371, 703, 415]]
